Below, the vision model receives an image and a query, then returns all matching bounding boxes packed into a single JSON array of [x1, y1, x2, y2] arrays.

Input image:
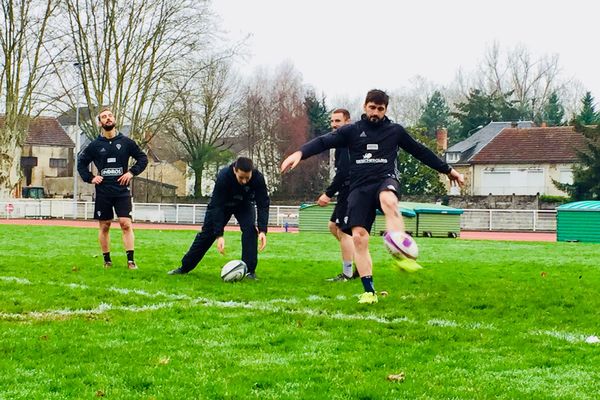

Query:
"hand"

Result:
[[91, 176, 103, 185], [280, 151, 302, 174], [216, 236, 225, 255], [447, 169, 465, 187], [258, 232, 267, 251], [317, 193, 331, 207], [117, 171, 134, 186]]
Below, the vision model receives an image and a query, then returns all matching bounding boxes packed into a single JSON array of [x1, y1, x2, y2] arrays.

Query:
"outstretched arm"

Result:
[[280, 151, 302, 174], [281, 129, 348, 174], [446, 168, 465, 187]]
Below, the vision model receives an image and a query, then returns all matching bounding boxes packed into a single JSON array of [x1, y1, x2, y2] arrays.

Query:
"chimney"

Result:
[[436, 128, 448, 153], [540, 122, 547, 128]]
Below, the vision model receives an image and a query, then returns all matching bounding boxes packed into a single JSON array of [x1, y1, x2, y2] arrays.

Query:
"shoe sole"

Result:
[[394, 258, 423, 273], [358, 298, 378, 304], [326, 276, 351, 282], [357, 293, 379, 304]]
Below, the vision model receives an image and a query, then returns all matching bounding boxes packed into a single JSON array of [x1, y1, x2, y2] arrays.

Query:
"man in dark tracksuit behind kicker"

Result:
[[316, 108, 356, 282], [77, 107, 148, 270], [281, 89, 464, 304], [168, 157, 270, 280]]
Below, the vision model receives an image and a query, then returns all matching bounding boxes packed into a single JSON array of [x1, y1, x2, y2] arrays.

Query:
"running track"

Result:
[[0, 218, 556, 242]]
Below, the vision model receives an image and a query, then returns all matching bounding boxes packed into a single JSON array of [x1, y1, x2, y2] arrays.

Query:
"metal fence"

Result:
[[460, 209, 556, 232], [0, 199, 557, 232], [0, 199, 299, 228]]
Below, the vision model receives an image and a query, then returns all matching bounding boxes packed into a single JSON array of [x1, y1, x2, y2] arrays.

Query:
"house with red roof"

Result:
[[446, 123, 586, 196], [5, 116, 77, 198]]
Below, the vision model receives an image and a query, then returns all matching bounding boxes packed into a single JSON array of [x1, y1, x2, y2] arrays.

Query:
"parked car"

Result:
[[22, 186, 46, 199]]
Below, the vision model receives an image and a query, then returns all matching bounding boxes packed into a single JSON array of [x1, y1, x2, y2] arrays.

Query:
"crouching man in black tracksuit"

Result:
[[77, 107, 148, 270], [168, 157, 270, 279]]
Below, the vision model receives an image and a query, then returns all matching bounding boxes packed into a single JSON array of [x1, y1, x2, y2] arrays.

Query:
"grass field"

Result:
[[0, 224, 599, 399]]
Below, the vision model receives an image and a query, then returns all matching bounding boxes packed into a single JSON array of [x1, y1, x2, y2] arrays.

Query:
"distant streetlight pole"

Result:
[[73, 62, 83, 217]]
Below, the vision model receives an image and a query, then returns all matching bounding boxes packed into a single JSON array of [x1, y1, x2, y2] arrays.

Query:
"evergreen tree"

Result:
[[542, 91, 565, 126], [418, 91, 450, 138], [304, 91, 330, 137], [451, 89, 523, 144], [554, 122, 600, 200], [396, 127, 447, 196], [574, 91, 600, 125]]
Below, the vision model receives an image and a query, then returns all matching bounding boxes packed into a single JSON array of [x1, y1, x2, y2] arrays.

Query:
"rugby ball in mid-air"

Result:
[[383, 231, 419, 260], [221, 260, 247, 282]]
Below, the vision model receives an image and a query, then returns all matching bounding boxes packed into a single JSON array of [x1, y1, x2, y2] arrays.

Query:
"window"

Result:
[[20, 156, 38, 167], [50, 158, 68, 168], [50, 158, 70, 177], [559, 168, 573, 184], [446, 152, 460, 163]]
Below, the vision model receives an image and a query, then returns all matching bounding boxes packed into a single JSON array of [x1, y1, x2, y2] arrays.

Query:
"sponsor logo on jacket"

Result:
[[101, 167, 124, 176], [356, 152, 387, 164]]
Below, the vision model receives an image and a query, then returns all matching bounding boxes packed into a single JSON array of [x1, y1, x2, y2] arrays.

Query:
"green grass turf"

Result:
[[0, 224, 599, 399]]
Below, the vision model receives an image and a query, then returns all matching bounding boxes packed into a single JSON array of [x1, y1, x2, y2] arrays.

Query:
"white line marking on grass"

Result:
[[106, 286, 189, 300], [428, 318, 459, 327], [1, 275, 596, 344], [0, 302, 176, 321], [530, 330, 588, 343], [0, 276, 31, 284]]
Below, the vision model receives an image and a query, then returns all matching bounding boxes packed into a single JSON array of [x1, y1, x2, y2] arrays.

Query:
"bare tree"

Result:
[[0, 0, 58, 197], [162, 59, 241, 197], [56, 0, 217, 144], [473, 42, 562, 119], [238, 62, 326, 197], [387, 76, 438, 126]]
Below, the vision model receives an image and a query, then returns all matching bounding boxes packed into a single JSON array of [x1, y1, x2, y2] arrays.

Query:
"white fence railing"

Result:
[[0, 200, 557, 232], [0, 199, 299, 228], [460, 209, 556, 232]]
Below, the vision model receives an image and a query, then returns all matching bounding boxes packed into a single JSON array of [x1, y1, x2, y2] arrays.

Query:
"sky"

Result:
[[212, 0, 600, 104]]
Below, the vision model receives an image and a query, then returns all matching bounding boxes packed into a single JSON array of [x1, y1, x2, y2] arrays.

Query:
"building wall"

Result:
[[441, 165, 473, 195], [45, 176, 94, 199], [473, 163, 573, 196], [22, 145, 73, 187], [142, 160, 188, 197]]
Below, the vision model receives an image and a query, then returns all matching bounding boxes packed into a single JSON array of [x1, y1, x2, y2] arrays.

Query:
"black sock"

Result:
[[103, 252, 111, 263], [126, 250, 134, 263], [361, 275, 375, 293]]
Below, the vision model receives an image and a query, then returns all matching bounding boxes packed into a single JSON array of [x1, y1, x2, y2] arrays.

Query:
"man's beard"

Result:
[[368, 115, 383, 124], [102, 123, 115, 131]]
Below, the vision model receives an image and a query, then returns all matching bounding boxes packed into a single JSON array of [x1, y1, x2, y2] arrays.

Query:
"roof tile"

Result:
[[470, 126, 586, 164], [0, 116, 74, 147]]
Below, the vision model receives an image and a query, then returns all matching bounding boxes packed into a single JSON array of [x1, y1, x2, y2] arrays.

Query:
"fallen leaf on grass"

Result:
[[387, 372, 405, 382], [95, 390, 105, 397], [380, 291, 389, 297], [158, 356, 171, 365], [540, 272, 547, 278]]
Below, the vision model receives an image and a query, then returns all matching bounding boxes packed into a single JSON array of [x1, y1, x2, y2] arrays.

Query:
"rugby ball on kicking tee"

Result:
[[383, 231, 419, 260], [221, 260, 247, 282]]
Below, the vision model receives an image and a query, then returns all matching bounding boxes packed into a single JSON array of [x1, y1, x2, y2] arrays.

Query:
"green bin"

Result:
[[373, 207, 417, 236], [299, 203, 416, 236], [298, 203, 334, 233], [556, 201, 600, 243], [400, 202, 464, 238]]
